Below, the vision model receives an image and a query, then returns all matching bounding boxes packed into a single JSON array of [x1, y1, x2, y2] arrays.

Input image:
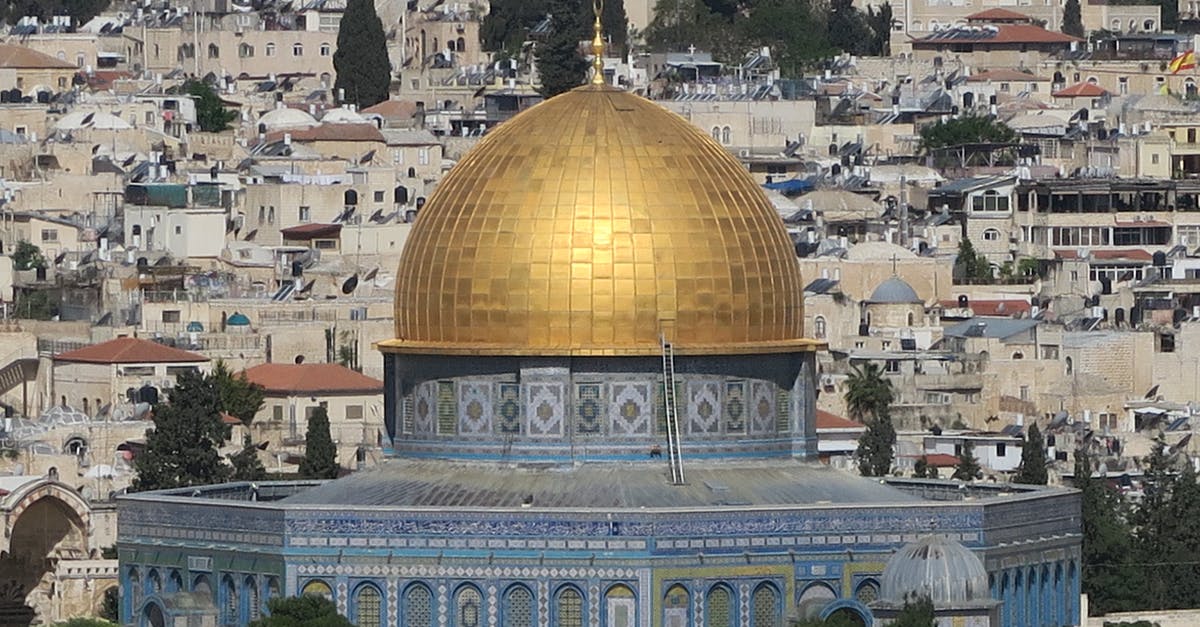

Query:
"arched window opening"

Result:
[[293, 43, 304, 56], [301, 580, 332, 600], [454, 585, 482, 627], [721, 126, 731, 144], [404, 584, 434, 627], [503, 585, 534, 627], [664, 584, 689, 627], [266, 43, 276, 57], [556, 587, 584, 627], [605, 585, 636, 627], [207, 44, 219, 59], [706, 585, 734, 627], [814, 316, 827, 339], [246, 576, 261, 622], [752, 584, 780, 627], [223, 577, 238, 625], [355, 584, 382, 627]]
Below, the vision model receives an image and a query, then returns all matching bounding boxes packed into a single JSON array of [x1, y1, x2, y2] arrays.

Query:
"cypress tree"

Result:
[[537, 0, 589, 97], [133, 371, 231, 491], [183, 79, 237, 132], [1062, 0, 1084, 38], [334, 0, 393, 109], [952, 441, 981, 481], [1014, 423, 1049, 485], [601, 0, 628, 56], [299, 406, 339, 479]]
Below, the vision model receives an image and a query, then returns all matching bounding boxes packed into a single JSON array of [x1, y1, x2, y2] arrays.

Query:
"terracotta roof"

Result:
[[362, 99, 418, 119], [242, 363, 383, 395], [220, 412, 242, 425], [0, 44, 76, 69], [55, 337, 209, 364], [919, 453, 961, 467], [966, 69, 1046, 82], [966, 8, 1033, 21], [280, 223, 342, 239], [266, 123, 384, 143], [917, 24, 1080, 45], [1053, 82, 1108, 98], [816, 410, 865, 431], [938, 299, 1031, 316]]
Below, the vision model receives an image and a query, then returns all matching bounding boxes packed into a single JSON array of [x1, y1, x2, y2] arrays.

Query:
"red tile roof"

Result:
[[966, 8, 1034, 22], [816, 410, 865, 431], [1053, 82, 1108, 98], [55, 337, 209, 364], [242, 363, 383, 395], [966, 69, 1046, 82], [917, 24, 1080, 45], [220, 412, 243, 425], [362, 99, 418, 119], [938, 299, 1031, 316], [267, 123, 384, 143], [919, 453, 961, 467], [280, 223, 342, 239], [0, 44, 76, 69]]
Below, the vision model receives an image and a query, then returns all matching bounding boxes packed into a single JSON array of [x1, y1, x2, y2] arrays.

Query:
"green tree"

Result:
[[791, 611, 864, 626], [847, 363, 896, 477], [14, 289, 55, 320], [1014, 423, 1049, 485], [954, 237, 993, 283], [249, 595, 353, 627], [133, 370, 232, 491], [481, 0, 549, 56], [736, 0, 830, 77], [866, 3, 893, 56], [12, 240, 45, 270], [919, 115, 1018, 152], [1, 0, 110, 26], [913, 456, 938, 478], [891, 595, 936, 627], [1062, 0, 1084, 38], [100, 586, 119, 622], [1075, 448, 1140, 614], [183, 79, 238, 133], [229, 435, 266, 481], [602, 0, 629, 55], [211, 361, 264, 426], [1132, 443, 1200, 610], [537, 0, 590, 97], [334, 0, 393, 109], [52, 620, 118, 627], [952, 441, 980, 481], [827, 0, 872, 56], [298, 406, 339, 479]]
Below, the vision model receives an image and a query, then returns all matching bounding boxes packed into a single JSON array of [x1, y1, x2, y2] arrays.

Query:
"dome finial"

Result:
[[591, 0, 605, 85]]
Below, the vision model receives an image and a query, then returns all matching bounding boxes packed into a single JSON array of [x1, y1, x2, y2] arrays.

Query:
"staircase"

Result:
[[661, 338, 685, 485], [0, 358, 38, 417]]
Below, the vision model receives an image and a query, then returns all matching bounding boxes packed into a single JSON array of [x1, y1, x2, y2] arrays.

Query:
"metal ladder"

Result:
[[661, 337, 685, 485]]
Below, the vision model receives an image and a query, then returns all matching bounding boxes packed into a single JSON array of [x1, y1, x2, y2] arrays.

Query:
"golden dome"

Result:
[[381, 84, 818, 356]]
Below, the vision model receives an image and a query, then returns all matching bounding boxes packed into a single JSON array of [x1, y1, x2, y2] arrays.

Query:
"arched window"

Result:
[[320, 43, 331, 56], [344, 189, 359, 205], [855, 580, 879, 603], [147, 569, 162, 595], [222, 576, 238, 625], [751, 584, 780, 627], [407, 167, 417, 178], [208, 44, 220, 59], [706, 585, 734, 627], [712, 127, 721, 141], [404, 584, 434, 627], [814, 316, 827, 339], [266, 42, 276, 57], [556, 586, 584, 627], [455, 585, 482, 627], [503, 585, 534, 627], [239, 43, 254, 58], [355, 584, 383, 627], [457, 37, 466, 52], [301, 580, 332, 600], [983, 228, 1002, 241], [1065, 356, 1073, 375], [293, 43, 304, 56], [168, 571, 183, 593], [906, 312, 915, 326], [664, 584, 689, 627], [605, 585, 635, 627], [192, 574, 211, 596], [266, 577, 281, 600], [246, 576, 261, 622], [721, 126, 731, 144]]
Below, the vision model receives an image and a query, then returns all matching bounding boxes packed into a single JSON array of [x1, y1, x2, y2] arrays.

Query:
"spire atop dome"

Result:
[[590, 0, 605, 84]]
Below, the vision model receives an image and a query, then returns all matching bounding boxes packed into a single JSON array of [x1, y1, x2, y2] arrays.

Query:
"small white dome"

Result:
[[880, 535, 991, 605], [258, 107, 318, 131], [321, 106, 368, 124]]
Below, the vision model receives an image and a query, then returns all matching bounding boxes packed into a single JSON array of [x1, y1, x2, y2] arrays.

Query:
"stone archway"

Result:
[[0, 492, 89, 626]]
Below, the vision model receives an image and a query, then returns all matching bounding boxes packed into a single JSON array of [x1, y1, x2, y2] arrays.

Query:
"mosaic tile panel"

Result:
[[574, 383, 603, 435], [724, 381, 746, 434], [525, 383, 564, 437], [608, 382, 652, 436], [437, 381, 457, 435], [458, 382, 494, 436], [498, 384, 522, 435], [748, 382, 775, 435], [413, 382, 437, 436], [686, 380, 721, 434], [776, 388, 791, 435], [656, 380, 682, 436]]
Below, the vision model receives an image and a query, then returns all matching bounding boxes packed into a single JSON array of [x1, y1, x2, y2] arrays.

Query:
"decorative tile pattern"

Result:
[[525, 383, 564, 437], [724, 381, 746, 434], [686, 380, 721, 434], [458, 382, 494, 436], [414, 382, 436, 435], [748, 382, 775, 435], [537, 581, 549, 627], [776, 388, 791, 435], [437, 381, 457, 435], [497, 384, 522, 435], [574, 383, 603, 435], [608, 382, 652, 436]]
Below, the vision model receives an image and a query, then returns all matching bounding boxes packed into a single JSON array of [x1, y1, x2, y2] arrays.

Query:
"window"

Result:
[[1152, 153, 1160, 165], [268, 206, 275, 224], [320, 43, 331, 56], [40, 229, 58, 242], [300, 580, 332, 600], [664, 585, 689, 627], [1020, 385, 1029, 400], [1119, 77, 1128, 95], [120, 366, 154, 377], [208, 44, 220, 59], [258, 206, 265, 223], [404, 585, 433, 627], [223, 577, 237, 625], [503, 586, 534, 627], [556, 587, 584, 627], [174, 225, 182, 235], [455, 586, 482, 627], [971, 190, 1010, 212], [813, 316, 826, 339], [752, 584, 780, 627], [706, 586, 734, 627], [167, 366, 198, 377], [266, 43, 276, 57], [374, 190, 385, 203], [983, 228, 1001, 241], [885, 360, 900, 373], [299, 206, 311, 222], [272, 405, 284, 422], [1000, 82, 1010, 92], [239, 43, 254, 58], [712, 127, 721, 141], [418, 148, 430, 165], [996, 442, 1007, 456], [346, 405, 363, 421], [721, 126, 731, 144], [355, 585, 382, 627], [314, 239, 338, 250], [247, 577, 261, 622], [293, 43, 304, 56]]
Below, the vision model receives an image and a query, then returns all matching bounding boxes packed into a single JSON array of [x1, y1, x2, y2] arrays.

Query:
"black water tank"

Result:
[[957, 294, 969, 308]]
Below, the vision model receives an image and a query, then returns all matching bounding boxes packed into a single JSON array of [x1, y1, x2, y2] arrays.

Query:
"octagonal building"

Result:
[[117, 84, 1082, 627]]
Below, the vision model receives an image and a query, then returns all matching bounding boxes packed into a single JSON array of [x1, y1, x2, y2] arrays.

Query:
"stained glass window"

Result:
[[247, 577, 261, 622], [302, 580, 332, 600], [456, 586, 482, 627], [504, 585, 534, 627], [224, 577, 238, 624], [557, 587, 583, 627], [855, 581, 878, 604], [404, 584, 433, 627], [706, 586, 733, 627], [356, 585, 382, 627], [752, 585, 778, 627]]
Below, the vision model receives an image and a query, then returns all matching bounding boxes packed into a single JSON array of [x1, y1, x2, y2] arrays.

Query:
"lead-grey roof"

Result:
[[280, 460, 923, 509], [868, 277, 922, 304], [943, 317, 1039, 339]]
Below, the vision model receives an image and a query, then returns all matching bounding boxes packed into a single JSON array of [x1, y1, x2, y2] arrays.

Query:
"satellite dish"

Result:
[[341, 274, 358, 294]]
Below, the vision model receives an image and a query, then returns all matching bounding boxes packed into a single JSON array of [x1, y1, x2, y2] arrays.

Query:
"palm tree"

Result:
[[844, 362, 894, 421]]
